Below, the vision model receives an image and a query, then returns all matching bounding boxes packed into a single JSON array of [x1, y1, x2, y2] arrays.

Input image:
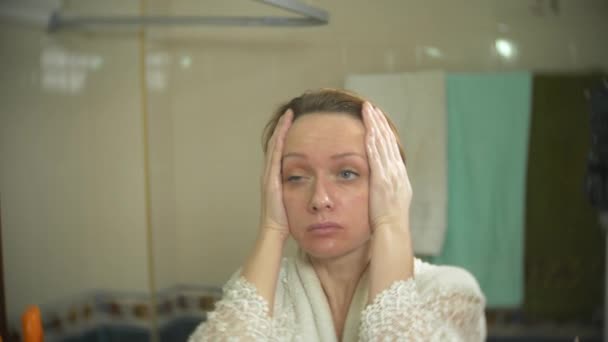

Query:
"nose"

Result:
[[308, 178, 334, 213]]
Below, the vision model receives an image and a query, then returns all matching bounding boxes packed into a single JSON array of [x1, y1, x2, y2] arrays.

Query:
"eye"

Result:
[[338, 170, 358, 180], [286, 175, 303, 182]]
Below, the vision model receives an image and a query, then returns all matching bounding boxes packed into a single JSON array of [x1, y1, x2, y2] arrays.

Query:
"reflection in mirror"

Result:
[[1, 1, 607, 341]]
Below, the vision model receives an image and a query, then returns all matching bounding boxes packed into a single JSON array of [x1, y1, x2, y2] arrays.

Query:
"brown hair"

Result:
[[262, 88, 406, 164]]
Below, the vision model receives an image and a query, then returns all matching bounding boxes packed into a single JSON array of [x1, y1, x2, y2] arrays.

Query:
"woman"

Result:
[[189, 89, 486, 341]]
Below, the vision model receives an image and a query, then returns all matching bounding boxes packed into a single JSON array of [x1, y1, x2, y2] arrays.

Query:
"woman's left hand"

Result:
[[362, 101, 413, 233]]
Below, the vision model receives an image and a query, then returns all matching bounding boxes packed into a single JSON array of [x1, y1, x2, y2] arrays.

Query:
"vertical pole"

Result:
[[137, 1, 159, 341]]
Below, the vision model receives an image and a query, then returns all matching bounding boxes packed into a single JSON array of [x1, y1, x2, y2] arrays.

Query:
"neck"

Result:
[[309, 245, 370, 290], [307, 244, 371, 339]]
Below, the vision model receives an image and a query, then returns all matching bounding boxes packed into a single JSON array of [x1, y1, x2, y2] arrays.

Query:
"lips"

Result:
[[307, 222, 343, 231]]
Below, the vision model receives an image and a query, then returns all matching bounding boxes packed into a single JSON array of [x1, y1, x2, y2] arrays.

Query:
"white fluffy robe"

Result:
[[285, 250, 370, 342], [345, 71, 447, 256], [188, 251, 487, 341]]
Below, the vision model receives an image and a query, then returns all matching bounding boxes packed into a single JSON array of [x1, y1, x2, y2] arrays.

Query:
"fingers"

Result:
[[363, 102, 401, 169], [362, 102, 384, 174], [264, 109, 293, 184], [369, 104, 392, 165], [373, 106, 402, 164]]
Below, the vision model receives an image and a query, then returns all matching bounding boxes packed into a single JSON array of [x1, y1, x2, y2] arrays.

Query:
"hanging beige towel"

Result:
[[345, 71, 447, 256]]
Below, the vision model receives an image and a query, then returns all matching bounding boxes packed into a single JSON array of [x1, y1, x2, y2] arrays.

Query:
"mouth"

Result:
[[307, 222, 343, 232]]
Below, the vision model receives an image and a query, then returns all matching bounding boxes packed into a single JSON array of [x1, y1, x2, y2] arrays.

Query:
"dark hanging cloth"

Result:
[[525, 73, 606, 321], [584, 79, 608, 209]]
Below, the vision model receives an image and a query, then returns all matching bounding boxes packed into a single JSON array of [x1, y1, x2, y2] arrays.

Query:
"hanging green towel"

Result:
[[434, 72, 532, 307]]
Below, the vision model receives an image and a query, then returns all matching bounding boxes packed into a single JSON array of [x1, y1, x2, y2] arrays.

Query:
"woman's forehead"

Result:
[[286, 113, 364, 140], [282, 113, 366, 160]]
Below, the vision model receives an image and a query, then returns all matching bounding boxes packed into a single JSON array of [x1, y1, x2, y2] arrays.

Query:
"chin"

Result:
[[297, 238, 369, 260]]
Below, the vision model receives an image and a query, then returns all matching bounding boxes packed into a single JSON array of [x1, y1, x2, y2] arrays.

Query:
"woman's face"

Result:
[[281, 112, 371, 259]]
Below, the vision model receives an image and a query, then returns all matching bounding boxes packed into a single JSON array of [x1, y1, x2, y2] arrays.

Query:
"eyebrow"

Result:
[[282, 152, 366, 162]]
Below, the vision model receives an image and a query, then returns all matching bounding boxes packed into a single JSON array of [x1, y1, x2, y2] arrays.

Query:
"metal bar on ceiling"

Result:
[[48, 0, 329, 32], [255, 0, 328, 23]]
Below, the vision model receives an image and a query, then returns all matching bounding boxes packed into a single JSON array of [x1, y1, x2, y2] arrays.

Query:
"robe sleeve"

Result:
[[188, 270, 294, 342], [359, 265, 486, 341]]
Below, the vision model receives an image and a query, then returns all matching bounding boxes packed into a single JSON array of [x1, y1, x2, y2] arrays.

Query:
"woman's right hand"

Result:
[[241, 110, 293, 307], [259, 109, 293, 241]]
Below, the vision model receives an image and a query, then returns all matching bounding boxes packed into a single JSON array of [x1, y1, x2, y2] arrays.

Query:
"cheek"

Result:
[[351, 192, 369, 213], [282, 188, 309, 235], [282, 188, 304, 216], [342, 188, 370, 222], [341, 183, 368, 206]]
